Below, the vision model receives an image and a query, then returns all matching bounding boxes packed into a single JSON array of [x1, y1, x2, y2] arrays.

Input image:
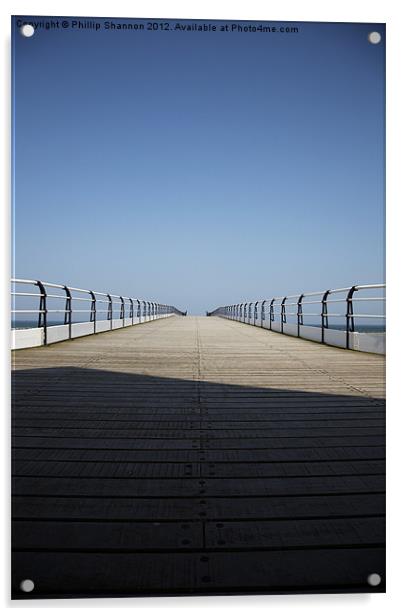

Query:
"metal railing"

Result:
[[12, 278, 186, 345], [207, 284, 385, 351]]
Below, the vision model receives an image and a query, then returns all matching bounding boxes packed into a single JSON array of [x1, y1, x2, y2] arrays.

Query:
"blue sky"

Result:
[[12, 17, 385, 314]]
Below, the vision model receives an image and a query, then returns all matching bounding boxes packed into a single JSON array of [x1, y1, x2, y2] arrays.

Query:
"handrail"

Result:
[[11, 278, 186, 345], [207, 284, 385, 351]]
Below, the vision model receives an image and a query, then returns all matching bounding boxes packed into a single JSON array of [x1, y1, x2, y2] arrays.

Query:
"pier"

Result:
[[12, 313, 385, 597]]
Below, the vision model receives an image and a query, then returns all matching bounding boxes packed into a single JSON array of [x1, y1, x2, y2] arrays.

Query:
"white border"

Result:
[[2, 1, 401, 613]]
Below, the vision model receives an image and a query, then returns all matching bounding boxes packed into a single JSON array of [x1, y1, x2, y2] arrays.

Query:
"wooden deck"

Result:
[[11, 316, 385, 598]]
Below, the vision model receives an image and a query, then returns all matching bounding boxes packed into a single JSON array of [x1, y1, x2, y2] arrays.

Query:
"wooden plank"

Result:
[[12, 496, 202, 521], [12, 435, 386, 450], [202, 493, 386, 520], [12, 437, 200, 449], [13, 520, 203, 550], [205, 517, 385, 549], [197, 446, 385, 463], [13, 477, 203, 497], [13, 460, 200, 478], [12, 445, 385, 463], [14, 407, 384, 417], [13, 474, 385, 497], [12, 493, 385, 522], [13, 411, 385, 422], [200, 419, 385, 428], [13, 426, 385, 438], [200, 460, 385, 478], [13, 459, 384, 478], [12, 552, 201, 597], [13, 419, 201, 429], [200, 548, 385, 592], [195, 436, 384, 449], [12, 448, 203, 462]]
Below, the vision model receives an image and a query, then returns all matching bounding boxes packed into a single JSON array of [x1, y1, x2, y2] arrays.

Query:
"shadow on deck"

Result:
[[12, 366, 385, 598]]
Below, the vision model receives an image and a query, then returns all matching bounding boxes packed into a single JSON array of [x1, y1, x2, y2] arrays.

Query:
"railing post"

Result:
[[261, 300, 266, 327], [346, 285, 357, 350], [89, 290, 96, 334], [107, 294, 113, 329], [297, 293, 304, 337], [269, 299, 275, 330], [64, 285, 72, 340], [321, 290, 330, 344], [36, 280, 48, 345], [281, 296, 287, 333], [254, 301, 258, 326]]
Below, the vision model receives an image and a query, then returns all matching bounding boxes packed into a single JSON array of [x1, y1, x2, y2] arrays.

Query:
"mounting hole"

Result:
[[368, 31, 381, 45], [20, 579, 34, 593], [20, 24, 35, 38], [367, 573, 382, 586]]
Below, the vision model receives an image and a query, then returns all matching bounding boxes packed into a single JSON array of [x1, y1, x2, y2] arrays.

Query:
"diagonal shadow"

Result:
[[11, 367, 385, 598]]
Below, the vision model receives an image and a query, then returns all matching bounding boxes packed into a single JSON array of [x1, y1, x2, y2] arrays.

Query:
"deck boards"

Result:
[[11, 316, 385, 598]]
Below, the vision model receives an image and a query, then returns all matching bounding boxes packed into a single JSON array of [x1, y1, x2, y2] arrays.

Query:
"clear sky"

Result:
[[12, 17, 385, 314]]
